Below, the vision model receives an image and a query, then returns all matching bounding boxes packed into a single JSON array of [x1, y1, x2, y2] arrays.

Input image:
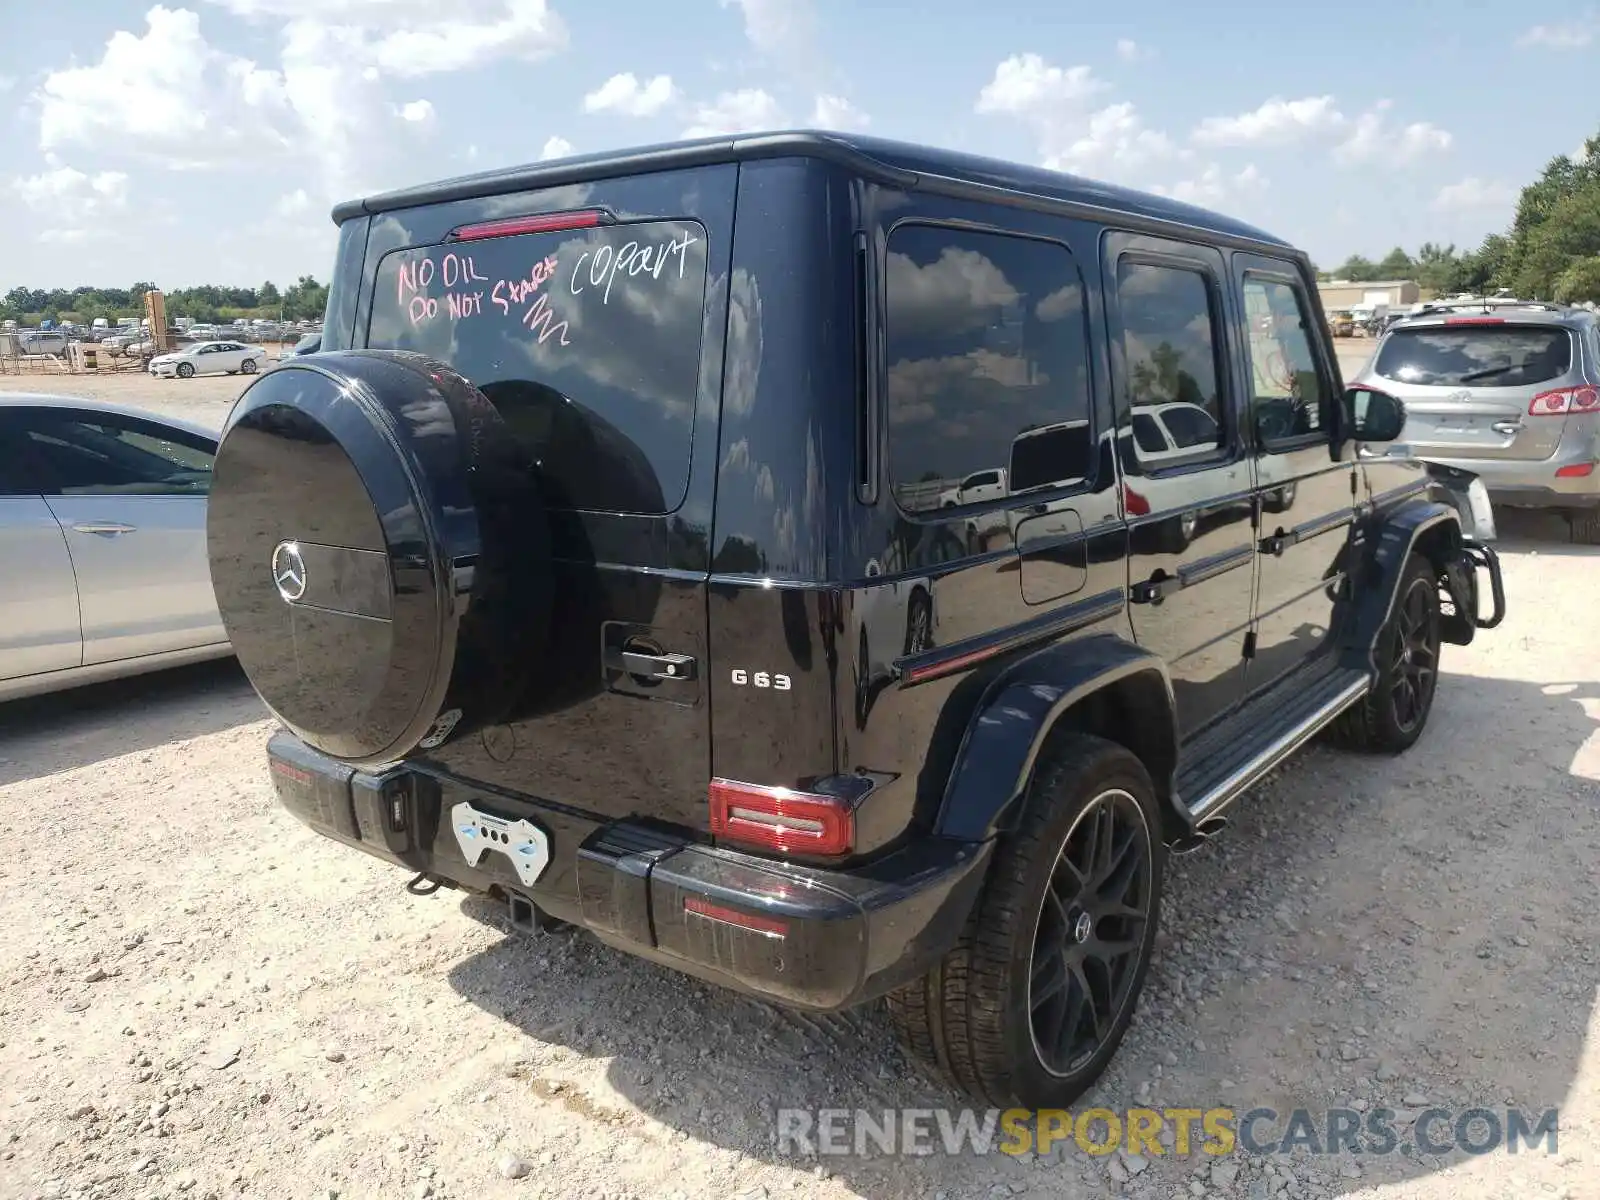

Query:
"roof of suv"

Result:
[[330, 130, 1292, 252], [1390, 304, 1597, 332]]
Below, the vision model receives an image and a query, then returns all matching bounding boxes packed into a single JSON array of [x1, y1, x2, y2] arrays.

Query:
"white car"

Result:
[[936, 467, 1008, 509], [149, 340, 265, 379]]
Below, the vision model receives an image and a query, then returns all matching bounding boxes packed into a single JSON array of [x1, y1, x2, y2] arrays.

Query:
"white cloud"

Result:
[[1333, 101, 1451, 165], [1115, 39, 1152, 62], [1043, 102, 1176, 177], [975, 53, 1103, 116], [541, 135, 574, 159], [683, 89, 784, 138], [275, 187, 312, 216], [1192, 93, 1450, 166], [975, 54, 1173, 185], [203, 0, 568, 76], [1431, 177, 1518, 213], [13, 166, 130, 218], [1516, 19, 1596, 49], [1154, 162, 1267, 207], [719, 0, 813, 55], [810, 94, 869, 131], [1192, 95, 1344, 147], [30, 2, 572, 208], [582, 72, 677, 117], [37, 7, 250, 159], [10, 166, 129, 246]]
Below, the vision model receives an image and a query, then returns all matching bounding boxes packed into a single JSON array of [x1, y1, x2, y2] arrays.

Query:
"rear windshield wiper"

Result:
[[1457, 364, 1522, 383]]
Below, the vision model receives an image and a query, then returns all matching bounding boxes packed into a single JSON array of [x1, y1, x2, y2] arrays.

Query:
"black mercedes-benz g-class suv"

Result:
[[205, 131, 1506, 1109]]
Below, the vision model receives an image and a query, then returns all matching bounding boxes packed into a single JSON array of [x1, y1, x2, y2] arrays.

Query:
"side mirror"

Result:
[[1345, 385, 1407, 443]]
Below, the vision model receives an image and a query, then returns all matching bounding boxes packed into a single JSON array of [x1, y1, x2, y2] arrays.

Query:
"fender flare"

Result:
[[1342, 497, 1463, 667], [934, 634, 1180, 843]]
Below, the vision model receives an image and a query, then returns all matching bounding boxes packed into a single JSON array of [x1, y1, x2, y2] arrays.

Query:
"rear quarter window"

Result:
[[367, 218, 708, 514], [1373, 325, 1573, 388]]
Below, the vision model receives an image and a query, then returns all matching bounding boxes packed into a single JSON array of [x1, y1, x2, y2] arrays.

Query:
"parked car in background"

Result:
[[937, 467, 1007, 509], [18, 330, 69, 356], [0, 394, 229, 701], [149, 340, 265, 379], [1352, 302, 1600, 542], [291, 332, 321, 355]]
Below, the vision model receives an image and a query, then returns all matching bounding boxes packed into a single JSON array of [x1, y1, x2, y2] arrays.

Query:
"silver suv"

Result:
[[1353, 302, 1600, 542]]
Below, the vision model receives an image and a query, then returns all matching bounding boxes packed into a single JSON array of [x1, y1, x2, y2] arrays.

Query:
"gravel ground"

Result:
[[2, 350, 1597, 1200]]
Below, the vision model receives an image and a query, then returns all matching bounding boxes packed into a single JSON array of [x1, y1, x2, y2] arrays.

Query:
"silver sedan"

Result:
[[0, 393, 230, 702]]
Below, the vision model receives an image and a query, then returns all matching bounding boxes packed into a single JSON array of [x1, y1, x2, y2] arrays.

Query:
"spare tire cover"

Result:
[[206, 350, 551, 768]]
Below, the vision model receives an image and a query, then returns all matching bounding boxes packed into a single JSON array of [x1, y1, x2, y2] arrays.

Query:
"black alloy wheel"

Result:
[[1388, 571, 1439, 735], [1028, 787, 1154, 1076]]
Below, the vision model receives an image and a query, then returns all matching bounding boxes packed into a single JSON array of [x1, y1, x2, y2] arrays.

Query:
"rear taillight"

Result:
[[1556, 462, 1596, 478], [1445, 316, 1505, 325], [1122, 482, 1151, 516], [708, 779, 854, 856], [448, 209, 604, 241], [1529, 386, 1600, 416]]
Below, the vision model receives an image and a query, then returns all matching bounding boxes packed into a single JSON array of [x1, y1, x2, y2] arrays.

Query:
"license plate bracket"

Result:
[[450, 801, 551, 888]]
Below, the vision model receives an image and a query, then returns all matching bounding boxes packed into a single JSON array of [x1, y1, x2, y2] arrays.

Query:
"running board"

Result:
[[1177, 664, 1370, 827]]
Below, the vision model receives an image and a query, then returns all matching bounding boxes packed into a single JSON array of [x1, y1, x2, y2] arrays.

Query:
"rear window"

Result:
[[368, 218, 708, 513], [1010, 424, 1093, 493], [1373, 325, 1573, 388]]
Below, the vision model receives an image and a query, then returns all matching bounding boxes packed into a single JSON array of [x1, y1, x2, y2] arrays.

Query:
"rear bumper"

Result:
[[1420, 453, 1600, 507], [266, 731, 991, 1011]]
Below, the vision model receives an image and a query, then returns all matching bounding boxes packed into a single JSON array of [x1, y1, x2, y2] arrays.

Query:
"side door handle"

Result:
[[1259, 529, 1299, 556], [1130, 573, 1181, 605], [72, 522, 138, 536], [607, 648, 698, 681]]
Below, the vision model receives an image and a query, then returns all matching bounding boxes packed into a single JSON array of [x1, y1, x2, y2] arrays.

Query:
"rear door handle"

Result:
[[72, 522, 137, 536], [1130, 573, 1181, 605], [608, 649, 697, 680]]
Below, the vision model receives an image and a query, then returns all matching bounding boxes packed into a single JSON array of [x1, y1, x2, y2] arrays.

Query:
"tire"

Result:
[[903, 590, 933, 655], [1330, 552, 1441, 753], [1158, 510, 1197, 554], [886, 731, 1164, 1108], [241, 359, 258, 375], [176, 362, 195, 379], [1568, 508, 1600, 546], [1263, 482, 1297, 514]]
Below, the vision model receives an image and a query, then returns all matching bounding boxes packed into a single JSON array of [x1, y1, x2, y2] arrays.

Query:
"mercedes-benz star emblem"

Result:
[[1072, 912, 1094, 944], [271, 540, 307, 603]]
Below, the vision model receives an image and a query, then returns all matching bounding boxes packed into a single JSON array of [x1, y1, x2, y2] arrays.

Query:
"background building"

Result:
[[1317, 279, 1421, 310]]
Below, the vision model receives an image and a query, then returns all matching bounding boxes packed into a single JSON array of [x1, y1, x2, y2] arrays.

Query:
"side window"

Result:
[[1117, 261, 1227, 465], [1242, 275, 1331, 445], [20, 413, 215, 497], [885, 224, 1093, 513], [0, 418, 39, 497]]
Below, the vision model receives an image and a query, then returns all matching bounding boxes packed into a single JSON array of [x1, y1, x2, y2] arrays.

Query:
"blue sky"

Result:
[[3, 1, 1597, 291]]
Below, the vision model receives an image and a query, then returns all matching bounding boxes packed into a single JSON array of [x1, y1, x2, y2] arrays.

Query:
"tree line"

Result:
[[0, 277, 331, 325], [1323, 127, 1600, 304]]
